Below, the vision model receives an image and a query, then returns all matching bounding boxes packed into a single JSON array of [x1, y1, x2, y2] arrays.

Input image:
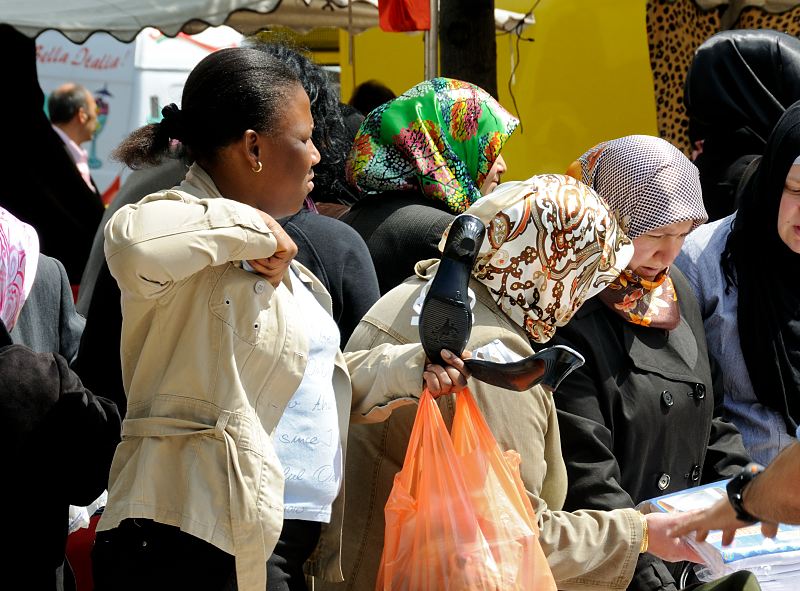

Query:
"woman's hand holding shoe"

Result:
[[248, 211, 298, 287], [423, 349, 472, 398]]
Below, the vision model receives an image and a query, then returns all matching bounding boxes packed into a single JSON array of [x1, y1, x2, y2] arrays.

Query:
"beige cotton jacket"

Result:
[[96, 165, 428, 591], [315, 259, 645, 591]]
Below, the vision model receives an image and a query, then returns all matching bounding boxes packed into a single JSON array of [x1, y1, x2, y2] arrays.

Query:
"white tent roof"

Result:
[[1, 0, 534, 42]]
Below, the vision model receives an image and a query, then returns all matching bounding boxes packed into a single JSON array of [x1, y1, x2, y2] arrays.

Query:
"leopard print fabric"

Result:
[[736, 5, 800, 32], [647, 1, 800, 155], [647, 0, 722, 154]]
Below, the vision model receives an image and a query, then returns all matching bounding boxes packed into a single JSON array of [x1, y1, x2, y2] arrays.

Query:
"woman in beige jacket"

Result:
[[91, 47, 468, 591], [321, 175, 705, 591]]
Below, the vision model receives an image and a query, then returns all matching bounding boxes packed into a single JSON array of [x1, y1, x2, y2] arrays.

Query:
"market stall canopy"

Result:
[[0, 0, 534, 42]]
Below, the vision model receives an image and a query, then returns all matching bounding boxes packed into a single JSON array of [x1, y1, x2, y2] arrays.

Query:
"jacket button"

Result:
[[690, 464, 701, 482], [694, 383, 706, 399], [254, 280, 266, 294], [661, 390, 674, 407], [657, 473, 671, 490]]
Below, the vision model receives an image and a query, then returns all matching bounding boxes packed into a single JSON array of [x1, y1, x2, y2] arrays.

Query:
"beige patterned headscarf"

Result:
[[451, 174, 634, 343]]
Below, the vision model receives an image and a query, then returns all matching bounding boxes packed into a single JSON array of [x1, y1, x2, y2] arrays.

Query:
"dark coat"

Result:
[[0, 321, 121, 591], [11, 253, 85, 365], [342, 190, 454, 295], [551, 268, 751, 591]]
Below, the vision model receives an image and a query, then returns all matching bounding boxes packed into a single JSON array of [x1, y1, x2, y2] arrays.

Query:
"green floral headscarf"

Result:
[[346, 77, 519, 213]]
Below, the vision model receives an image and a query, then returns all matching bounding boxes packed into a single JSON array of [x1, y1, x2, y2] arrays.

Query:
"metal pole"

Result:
[[423, 0, 438, 80]]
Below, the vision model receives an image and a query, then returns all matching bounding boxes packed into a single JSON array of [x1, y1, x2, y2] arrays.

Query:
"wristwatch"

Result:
[[726, 463, 764, 523]]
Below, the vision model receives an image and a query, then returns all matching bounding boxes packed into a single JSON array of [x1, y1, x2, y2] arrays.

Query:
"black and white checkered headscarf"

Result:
[[578, 135, 708, 239]]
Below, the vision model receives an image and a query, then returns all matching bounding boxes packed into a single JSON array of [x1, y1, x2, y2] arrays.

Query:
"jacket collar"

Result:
[[178, 163, 224, 200]]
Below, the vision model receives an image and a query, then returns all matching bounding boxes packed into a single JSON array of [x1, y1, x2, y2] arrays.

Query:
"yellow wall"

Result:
[[339, 0, 658, 180], [338, 29, 424, 102]]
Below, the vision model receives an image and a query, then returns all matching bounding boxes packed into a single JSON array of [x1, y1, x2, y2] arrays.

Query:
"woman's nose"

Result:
[[309, 139, 321, 166], [660, 239, 684, 267]]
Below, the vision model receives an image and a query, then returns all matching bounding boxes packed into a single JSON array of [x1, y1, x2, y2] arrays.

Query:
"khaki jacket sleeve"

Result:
[[484, 361, 643, 590], [343, 341, 426, 423], [537, 506, 642, 590], [104, 192, 277, 299], [532, 375, 643, 590], [342, 317, 427, 423]]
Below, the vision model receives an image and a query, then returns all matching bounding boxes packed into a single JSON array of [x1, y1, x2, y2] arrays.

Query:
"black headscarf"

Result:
[[722, 100, 800, 433], [685, 30, 800, 221]]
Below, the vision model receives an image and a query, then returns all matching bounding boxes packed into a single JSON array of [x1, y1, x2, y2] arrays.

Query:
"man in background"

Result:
[[48, 83, 99, 193], [1, 27, 104, 287]]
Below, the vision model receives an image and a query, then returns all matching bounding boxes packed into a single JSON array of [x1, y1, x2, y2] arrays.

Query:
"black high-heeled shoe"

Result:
[[464, 344, 585, 392], [418, 214, 486, 366]]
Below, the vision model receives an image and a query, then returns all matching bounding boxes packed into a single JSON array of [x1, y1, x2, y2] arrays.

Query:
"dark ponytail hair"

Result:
[[114, 47, 300, 168]]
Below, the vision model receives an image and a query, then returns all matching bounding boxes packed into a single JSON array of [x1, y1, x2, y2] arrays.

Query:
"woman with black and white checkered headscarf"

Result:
[[576, 135, 708, 330], [553, 136, 755, 591]]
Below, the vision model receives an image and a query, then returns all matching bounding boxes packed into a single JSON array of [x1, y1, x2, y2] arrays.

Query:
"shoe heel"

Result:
[[419, 214, 486, 365]]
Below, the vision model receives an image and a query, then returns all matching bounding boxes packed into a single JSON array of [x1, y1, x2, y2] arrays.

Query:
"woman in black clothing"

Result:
[[685, 29, 800, 221]]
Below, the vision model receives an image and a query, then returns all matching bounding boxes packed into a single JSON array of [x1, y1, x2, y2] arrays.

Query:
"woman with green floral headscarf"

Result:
[[341, 77, 518, 294]]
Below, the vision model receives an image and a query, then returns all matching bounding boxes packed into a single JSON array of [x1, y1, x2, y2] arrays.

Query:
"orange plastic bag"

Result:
[[376, 388, 557, 591]]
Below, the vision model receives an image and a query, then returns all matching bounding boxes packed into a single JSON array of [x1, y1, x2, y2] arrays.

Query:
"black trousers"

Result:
[[92, 519, 237, 591], [92, 518, 321, 591], [267, 520, 322, 591]]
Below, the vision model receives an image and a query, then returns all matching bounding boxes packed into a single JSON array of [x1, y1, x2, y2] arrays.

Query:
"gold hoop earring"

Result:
[[252, 161, 263, 174]]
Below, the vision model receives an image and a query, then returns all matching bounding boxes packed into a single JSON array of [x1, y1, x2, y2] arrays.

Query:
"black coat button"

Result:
[[657, 473, 671, 490], [690, 464, 701, 482], [694, 384, 706, 399], [661, 390, 674, 407]]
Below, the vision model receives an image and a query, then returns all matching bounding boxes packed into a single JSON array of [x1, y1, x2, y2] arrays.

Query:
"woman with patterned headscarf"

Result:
[[0, 205, 84, 363], [677, 101, 800, 468], [554, 136, 756, 591], [341, 77, 518, 294], [316, 174, 713, 591]]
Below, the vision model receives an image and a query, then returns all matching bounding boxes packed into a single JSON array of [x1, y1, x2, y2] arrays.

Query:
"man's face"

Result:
[[78, 92, 98, 144]]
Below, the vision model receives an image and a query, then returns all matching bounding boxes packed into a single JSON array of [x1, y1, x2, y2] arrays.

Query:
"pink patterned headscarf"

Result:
[[0, 207, 39, 331]]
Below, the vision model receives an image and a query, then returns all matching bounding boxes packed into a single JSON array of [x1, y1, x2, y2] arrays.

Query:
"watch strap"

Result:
[[726, 463, 764, 523]]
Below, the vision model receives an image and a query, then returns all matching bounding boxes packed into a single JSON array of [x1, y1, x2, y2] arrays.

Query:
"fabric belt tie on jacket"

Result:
[[121, 411, 272, 591]]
